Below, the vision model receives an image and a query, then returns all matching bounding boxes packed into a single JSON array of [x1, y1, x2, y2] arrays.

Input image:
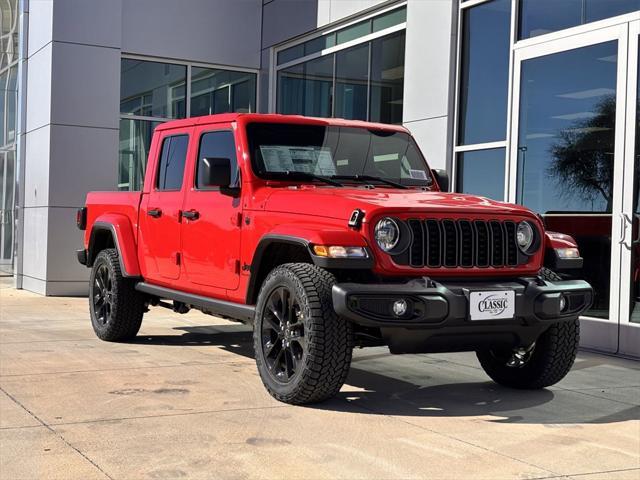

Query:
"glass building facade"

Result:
[[118, 58, 256, 191]]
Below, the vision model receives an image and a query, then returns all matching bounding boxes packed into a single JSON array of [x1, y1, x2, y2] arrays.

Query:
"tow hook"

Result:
[[506, 343, 536, 367]]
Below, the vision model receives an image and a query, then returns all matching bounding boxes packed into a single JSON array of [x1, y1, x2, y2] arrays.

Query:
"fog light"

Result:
[[392, 299, 408, 317], [559, 295, 568, 313], [556, 247, 580, 259]]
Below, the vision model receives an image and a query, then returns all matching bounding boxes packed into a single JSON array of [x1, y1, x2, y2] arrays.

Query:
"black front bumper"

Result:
[[332, 276, 593, 353]]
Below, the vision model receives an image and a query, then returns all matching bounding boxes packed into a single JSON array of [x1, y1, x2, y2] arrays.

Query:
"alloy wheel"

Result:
[[260, 286, 306, 383], [92, 264, 113, 326]]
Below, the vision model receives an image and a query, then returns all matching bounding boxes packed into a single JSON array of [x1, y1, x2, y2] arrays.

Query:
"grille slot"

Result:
[[403, 219, 521, 269]]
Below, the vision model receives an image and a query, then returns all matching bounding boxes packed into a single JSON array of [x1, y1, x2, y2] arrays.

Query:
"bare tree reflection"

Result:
[[548, 95, 616, 212]]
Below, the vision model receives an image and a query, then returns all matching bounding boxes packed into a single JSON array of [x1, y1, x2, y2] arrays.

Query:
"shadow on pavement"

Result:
[[130, 324, 640, 425]]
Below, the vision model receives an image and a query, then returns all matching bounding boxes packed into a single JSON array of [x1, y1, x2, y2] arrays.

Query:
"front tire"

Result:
[[476, 268, 580, 389], [253, 263, 353, 405], [89, 248, 145, 342]]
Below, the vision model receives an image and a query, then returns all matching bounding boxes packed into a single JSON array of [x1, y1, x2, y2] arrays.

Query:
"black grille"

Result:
[[405, 219, 520, 269]]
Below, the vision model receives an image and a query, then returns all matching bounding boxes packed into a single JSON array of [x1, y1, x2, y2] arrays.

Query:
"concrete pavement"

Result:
[[1, 277, 639, 480]]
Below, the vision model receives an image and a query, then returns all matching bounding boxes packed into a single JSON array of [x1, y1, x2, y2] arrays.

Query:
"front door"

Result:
[[510, 19, 640, 356], [139, 131, 191, 282], [180, 125, 242, 290]]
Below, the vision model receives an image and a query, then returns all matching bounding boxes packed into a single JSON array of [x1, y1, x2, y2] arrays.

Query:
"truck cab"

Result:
[[77, 113, 593, 405]]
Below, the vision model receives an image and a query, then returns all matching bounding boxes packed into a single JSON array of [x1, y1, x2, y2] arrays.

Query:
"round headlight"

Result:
[[374, 217, 400, 252], [516, 221, 535, 253]]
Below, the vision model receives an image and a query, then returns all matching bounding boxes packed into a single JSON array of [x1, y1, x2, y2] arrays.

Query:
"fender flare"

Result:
[[88, 214, 141, 278], [245, 231, 373, 304], [543, 231, 583, 271]]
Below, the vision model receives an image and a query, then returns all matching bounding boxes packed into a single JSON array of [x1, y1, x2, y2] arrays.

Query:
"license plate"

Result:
[[469, 290, 515, 321]]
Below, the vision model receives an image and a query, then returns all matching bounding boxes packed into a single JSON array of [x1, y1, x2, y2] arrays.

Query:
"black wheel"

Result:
[[476, 267, 580, 389], [253, 263, 352, 405], [89, 248, 145, 342]]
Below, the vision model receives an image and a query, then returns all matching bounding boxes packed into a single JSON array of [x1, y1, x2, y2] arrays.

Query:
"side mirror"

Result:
[[431, 169, 449, 192], [201, 157, 239, 196]]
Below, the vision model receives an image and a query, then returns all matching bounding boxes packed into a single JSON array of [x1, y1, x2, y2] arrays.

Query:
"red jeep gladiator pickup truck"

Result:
[[77, 113, 593, 405]]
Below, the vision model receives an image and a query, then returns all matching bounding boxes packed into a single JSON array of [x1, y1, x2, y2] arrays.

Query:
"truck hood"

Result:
[[261, 187, 533, 220]]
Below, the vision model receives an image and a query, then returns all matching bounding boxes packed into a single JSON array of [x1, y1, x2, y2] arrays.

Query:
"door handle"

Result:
[[181, 209, 200, 220], [147, 208, 162, 218]]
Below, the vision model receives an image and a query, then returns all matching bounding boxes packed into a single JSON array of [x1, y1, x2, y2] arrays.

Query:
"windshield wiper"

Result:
[[330, 174, 409, 190], [273, 170, 344, 187]]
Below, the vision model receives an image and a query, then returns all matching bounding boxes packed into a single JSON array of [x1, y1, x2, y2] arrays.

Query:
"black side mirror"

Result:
[[431, 169, 449, 192], [201, 157, 239, 196]]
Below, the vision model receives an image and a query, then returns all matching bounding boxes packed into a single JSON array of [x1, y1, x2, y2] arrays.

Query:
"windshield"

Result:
[[246, 122, 434, 188]]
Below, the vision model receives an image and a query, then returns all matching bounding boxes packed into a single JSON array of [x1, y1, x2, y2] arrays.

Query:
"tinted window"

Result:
[[456, 148, 505, 201], [120, 59, 186, 119], [370, 31, 405, 124], [277, 56, 334, 117], [519, 0, 640, 40], [190, 68, 256, 116], [156, 135, 189, 191], [335, 44, 369, 121], [458, 0, 511, 145], [196, 131, 238, 189]]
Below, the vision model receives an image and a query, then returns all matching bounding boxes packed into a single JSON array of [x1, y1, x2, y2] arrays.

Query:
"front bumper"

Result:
[[332, 276, 593, 353]]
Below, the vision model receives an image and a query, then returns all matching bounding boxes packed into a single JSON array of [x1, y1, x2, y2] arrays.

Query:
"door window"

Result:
[[516, 41, 618, 319], [196, 131, 237, 189], [156, 135, 189, 191]]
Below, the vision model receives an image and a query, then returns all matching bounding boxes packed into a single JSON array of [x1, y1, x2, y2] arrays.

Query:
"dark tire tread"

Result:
[[90, 248, 145, 342], [476, 267, 580, 389], [254, 263, 352, 405]]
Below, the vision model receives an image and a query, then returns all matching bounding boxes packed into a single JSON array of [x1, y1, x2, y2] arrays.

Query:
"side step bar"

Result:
[[135, 282, 255, 323]]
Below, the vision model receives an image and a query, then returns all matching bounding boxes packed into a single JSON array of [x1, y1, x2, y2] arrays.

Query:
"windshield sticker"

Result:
[[373, 153, 399, 163], [336, 159, 349, 167], [260, 146, 336, 176], [409, 169, 428, 180]]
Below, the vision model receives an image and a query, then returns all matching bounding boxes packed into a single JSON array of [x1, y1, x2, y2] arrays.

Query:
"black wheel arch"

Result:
[[86, 222, 137, 277], [245, 234, 375, 305]]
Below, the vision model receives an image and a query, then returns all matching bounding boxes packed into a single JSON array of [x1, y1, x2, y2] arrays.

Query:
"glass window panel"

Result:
[[0, 72, 6, 146], [458, 0, 511, 145], [336, 20, 371, 45], [118, 119, 161, 191], [304, 34, 335, 56], [190, 67, 256, 116], [6, 66, 16, 144], [517, 41, 618, 319], [277, 44, 304, 65], [519, 0, 640, 40], [369, 31, 405, 124], [157, 135, 189, 191], [631, 40, 640, 323], [277, 56, 333, 117], [456, 148, 505, 201], [335, 44, 369, 121], [372, 7, 406, 32], [196, 131, 238, 188], [120, 59, 186, 119]]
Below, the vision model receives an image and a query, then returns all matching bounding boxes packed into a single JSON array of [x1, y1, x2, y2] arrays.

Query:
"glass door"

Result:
[[0, 149, 15, 275], [619, 20, 640, 357], [509, 23, 632, 353]]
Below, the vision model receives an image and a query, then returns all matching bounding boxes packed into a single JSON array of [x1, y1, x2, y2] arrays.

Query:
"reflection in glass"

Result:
[[456, 148, 505, 201], [632, 43, 640, 323], [458, 0, 511, 145], [519, 0, 640, 39], [518, 41, 618, 319], [190, 67, 256, 117], [277, 56, 333, 117], [370, 31, 405, 124], [118, 119, 161, 191], [335, 44, 369, 121], [120, 59, 187, 119]]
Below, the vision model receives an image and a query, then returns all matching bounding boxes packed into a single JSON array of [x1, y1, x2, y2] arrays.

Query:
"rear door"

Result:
[[139, 130, 191, 281], [181, 124, 242, 290]]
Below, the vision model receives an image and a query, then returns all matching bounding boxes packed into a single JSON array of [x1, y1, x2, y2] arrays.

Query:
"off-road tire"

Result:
[[89, 248, 145, 342], [253, 263, 353, 405], [476, 267, 580, 389]]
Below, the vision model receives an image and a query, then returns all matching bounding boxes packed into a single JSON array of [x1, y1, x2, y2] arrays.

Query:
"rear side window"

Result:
[[156, 135, 189, 191], [196, 131, 238, 189]]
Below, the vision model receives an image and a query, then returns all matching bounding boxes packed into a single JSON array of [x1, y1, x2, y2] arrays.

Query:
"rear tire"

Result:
[[476, 268, 580, 389], [89, 248, 145, 342], [253, 263, 353, 405]]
